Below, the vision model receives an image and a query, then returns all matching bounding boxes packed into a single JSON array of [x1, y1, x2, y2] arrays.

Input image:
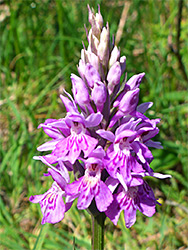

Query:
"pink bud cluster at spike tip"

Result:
[[30, 5, 171, 228]]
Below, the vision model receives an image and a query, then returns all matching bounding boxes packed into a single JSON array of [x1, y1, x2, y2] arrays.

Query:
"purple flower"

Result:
[[30, 182, 66, 224], [105, 181, 157, 228], [109, 88, 140, 128], [66, 147, 113, 212], [105, 130, 139, 189], [97, 120, 154, 189], [52, 112, 102, 164], [29, 161, 71, 224]]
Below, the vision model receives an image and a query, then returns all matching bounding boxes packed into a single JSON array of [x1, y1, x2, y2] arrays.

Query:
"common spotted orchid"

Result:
[[30, 6, 171, 235]]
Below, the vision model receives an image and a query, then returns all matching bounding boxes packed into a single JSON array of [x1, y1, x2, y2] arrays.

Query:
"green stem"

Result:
[[91, 213, 106, 250]]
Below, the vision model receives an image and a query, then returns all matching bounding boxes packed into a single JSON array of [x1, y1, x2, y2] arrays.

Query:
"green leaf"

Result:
[[33, 224, 49, 250]]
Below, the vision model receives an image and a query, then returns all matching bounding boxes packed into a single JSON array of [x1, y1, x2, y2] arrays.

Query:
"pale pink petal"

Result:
[[41, 194, 65, 224], [96, 129, 115, 142], [85, 112, 103, 127], [37, 139, 61, 151], [95, 181, 113, 212], [66, 177, 83, 196]]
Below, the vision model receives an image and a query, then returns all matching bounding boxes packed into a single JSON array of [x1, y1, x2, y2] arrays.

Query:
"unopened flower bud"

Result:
[[120, 56, 126, 74], [87, 51, 100, 72], [77, 59, 86, 79], [88, 30, 99, 54], [125, 73, 145, 91], [97, 24, 110, 67], [96, 5, 103, 28], [91, 80, 107, 112], [107, 61, 121, 95], [84, 63, 101, 88], [81, 49, 88, 63], [109, 88, 140, 127], [88, 5, 94, 25], [88, 5, 102, 39], [119, 88, 140, 113], [71, 74, 93, 113], [109, 46, 120, 68]]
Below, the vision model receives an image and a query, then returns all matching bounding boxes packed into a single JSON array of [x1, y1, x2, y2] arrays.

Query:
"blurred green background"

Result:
[[0, 0, 188, 249]]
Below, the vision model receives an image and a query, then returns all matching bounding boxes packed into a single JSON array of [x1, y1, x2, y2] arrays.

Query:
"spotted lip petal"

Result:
[[52, 135, 80, 164], [30, 182, 66, 224], [95, 180, 113, 212], [77, 185, 95, 210], [66, 153, 113, 212], [106, 149, 133, 188]]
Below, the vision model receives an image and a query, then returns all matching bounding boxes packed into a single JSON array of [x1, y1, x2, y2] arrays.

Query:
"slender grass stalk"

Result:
[[91, 213, 106, 250], [33, 224, 49, 250], [56, 0, 65, 66], [9, 3, 24, 75]]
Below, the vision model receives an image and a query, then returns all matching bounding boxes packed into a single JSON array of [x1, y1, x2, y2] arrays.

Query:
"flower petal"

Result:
[[123, 201, 137, 228], [137, 102, 153, 113], [30, 182, 65, 224], [85, 112, 103, 127], [66, 177, 83, 196], [77, 186, 94, 210], [96, 129, 115, 142], [41, 193, 65, 224], [37, 139, 61, 151], [105, 195, 122, 225], [79, 134, 98, 158], [95, 181, 113, 212]]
